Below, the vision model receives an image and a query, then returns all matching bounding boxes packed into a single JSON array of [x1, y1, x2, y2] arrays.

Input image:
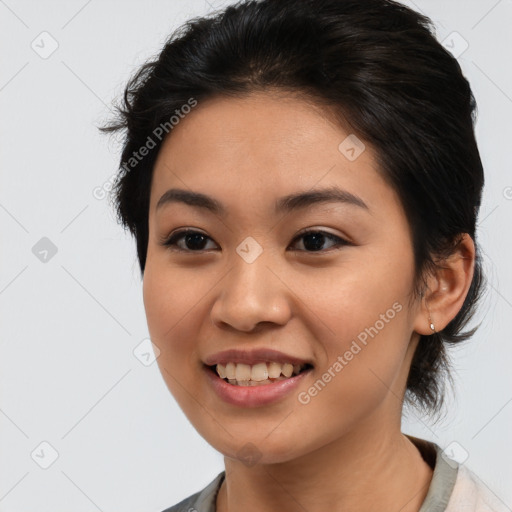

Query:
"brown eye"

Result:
[[162, 230, 218, 252], [289, 230, 350, 252]]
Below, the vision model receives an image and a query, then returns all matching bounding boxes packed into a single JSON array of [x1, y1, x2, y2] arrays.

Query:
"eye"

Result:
[[288, 229, 351, 252], [160, 229, 351, 253], [161, 229, 218, 252]]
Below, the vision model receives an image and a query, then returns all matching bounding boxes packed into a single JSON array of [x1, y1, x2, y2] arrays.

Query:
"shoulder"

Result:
[[160, 493, 201, 512], [406, 435, 509, 512], [446, 464, 509, 512], [160, 490, 202, 512], [159, 472, 225, 512]]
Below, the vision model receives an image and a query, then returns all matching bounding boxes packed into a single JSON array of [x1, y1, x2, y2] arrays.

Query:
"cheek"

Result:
[[143, 262, 205, 337], [143, 263, 212, 420], [295, 293, 411, 442], [302, 251, 414, 396], [142, 262, 211, 376], [302, 252, 411, 342]]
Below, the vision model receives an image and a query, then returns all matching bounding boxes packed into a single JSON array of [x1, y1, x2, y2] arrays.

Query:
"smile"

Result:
[[204, 362, 314, 407], [213, 361, 311, 386]]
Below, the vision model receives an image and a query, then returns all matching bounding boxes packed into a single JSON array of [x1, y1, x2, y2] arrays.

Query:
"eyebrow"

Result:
[[156, 186, 370, 215]]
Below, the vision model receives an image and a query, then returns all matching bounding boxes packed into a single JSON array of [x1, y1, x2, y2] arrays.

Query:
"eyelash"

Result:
[[160, 228, 351, 253]]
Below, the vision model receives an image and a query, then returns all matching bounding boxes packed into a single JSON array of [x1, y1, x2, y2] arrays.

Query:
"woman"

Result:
[[101, 0, 507, 510]]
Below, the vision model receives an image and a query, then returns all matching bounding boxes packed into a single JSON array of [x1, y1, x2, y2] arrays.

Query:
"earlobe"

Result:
[[413, 233, 476, 336]]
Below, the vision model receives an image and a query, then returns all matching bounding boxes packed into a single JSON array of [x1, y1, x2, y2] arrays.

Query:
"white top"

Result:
[[443, 464, 509, 511], [161, 435, 509, 512]]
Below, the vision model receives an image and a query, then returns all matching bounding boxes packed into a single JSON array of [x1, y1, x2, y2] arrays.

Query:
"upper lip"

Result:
[[203, 348, 313, 367]]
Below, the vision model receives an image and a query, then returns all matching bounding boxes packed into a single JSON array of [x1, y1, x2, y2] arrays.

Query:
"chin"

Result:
[[208, 432, 308, 466]]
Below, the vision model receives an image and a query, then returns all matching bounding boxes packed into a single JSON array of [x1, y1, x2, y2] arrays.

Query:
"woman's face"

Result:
[[143, 91, 425, 463]]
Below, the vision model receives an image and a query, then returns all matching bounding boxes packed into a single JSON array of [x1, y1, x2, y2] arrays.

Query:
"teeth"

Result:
[[225, 362, 236, 380], [215, 361, 308, 385], [281, 363, 293, 378], [217, 364, 227, 379], [235, 363, 252, 381], [251, 362, 269, 381], [268, 362, 282, 378]]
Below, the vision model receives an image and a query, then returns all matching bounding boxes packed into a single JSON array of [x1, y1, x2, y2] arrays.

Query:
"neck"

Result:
[[216, 409, 433, 512]]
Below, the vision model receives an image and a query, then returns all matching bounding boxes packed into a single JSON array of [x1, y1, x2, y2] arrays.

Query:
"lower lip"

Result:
[[204, 365, 313, 407]]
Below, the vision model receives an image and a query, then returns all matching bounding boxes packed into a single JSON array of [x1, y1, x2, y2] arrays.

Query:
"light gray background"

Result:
[[1, 0, 511, 511]]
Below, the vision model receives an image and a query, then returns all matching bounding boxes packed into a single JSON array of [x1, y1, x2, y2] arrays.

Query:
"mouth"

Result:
[[205, 361, 314, 386]]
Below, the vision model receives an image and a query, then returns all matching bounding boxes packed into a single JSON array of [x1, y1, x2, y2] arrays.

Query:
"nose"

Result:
[[210, 251, 292, 333]]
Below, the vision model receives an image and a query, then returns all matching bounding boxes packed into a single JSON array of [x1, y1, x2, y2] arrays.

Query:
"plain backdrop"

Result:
[[1, 0, 511, 510]]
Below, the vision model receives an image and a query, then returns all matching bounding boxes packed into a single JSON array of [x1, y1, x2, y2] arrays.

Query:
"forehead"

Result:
[[149, 92, 400, 219]]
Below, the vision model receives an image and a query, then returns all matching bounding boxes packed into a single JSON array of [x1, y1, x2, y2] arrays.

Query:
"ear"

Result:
[[412, 233, 476, 336]]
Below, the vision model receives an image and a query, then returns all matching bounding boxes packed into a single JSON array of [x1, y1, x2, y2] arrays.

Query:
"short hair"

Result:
[[100, 0, 486, 417]]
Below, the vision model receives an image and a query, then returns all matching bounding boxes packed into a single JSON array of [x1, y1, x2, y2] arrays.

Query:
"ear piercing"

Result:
[[420, 291, 436, 332], [428, 312, 435, 332]]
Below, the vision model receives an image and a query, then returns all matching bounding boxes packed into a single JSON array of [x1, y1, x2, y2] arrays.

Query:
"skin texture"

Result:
[[143, 91, 475, 512]]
